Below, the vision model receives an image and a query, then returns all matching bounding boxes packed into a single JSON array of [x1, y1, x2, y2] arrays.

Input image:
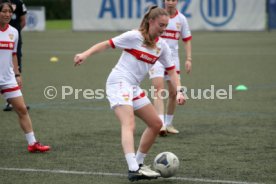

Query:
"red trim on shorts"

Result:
[[164, 71, 180, 75], [1, 86, 21, 94], [12, 52, 17, 55], [183, 36, 192, 42], [165, 65, 175, 71], [165, 70, 180, 75], [133, 92, 145, 101], [109, 39, 115, 48]]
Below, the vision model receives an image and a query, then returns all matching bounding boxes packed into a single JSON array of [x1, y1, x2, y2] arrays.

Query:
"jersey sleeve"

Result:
[[13, 29, 19, 54], [109, 31, 136, 49], [180, 15, 192, 42], [158, 41, 175, 71], [18, 0, 28, 16]]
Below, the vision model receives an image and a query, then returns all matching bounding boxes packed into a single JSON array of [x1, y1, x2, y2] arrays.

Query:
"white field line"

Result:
[[24, 50, 276, 56], [0, 167, 263, 184]]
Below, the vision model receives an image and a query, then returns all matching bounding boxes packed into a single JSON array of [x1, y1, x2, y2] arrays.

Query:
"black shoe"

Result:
[[3, 103, 13, 111], [128, 170, 144, 182], [3, 104, 30, 112], [128, 166, 160, 182]]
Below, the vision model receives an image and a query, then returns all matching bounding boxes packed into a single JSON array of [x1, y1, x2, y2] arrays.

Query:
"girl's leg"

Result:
[[114, 104, 161, 180], [114, 105, 136, 154], [151, 77, 167, 135], [165, 80, 179, 133], [8, 96, 33, 133], [114, 105, 139, 171], [151, 77, 165, 123], [135, 104, 162, 154], [8, 96, 50, 152], [166, 80, 177, 116]]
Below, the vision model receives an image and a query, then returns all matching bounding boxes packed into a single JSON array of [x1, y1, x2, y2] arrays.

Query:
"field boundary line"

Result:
[[0, 167, 263, 184]]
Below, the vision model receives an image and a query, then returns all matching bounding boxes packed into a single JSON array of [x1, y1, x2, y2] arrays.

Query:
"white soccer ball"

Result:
[[153, 152, 180, 178]]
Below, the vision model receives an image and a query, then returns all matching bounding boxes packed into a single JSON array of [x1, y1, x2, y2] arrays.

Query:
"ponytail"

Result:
[[139, 6, 168, 48]]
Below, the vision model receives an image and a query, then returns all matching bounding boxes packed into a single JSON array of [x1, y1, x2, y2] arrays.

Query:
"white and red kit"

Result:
[[149, 10, 192, 80], [107, 30, 175, 110], [0, 24, 22, 99]]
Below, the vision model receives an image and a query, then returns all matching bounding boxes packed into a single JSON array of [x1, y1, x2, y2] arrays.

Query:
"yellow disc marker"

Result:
[[50, 56, 59, 63]]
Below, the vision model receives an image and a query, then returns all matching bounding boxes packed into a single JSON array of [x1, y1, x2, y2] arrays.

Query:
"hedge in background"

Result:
[[24, 0, 71, 20]]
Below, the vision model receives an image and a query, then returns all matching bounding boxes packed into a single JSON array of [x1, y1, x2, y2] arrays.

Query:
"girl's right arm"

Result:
[[74, 40, 111, 66]]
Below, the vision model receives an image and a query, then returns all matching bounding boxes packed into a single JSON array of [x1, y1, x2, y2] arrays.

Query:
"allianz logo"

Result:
[[140, 54, 156, 63], [0, 42, 14, 49], [200, 0, 236, 27]]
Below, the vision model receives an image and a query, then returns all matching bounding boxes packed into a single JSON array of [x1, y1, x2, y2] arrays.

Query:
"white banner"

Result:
[[72, 0, 266, 31], [189, 0, 266, 30], [23, 6, 45, 31]]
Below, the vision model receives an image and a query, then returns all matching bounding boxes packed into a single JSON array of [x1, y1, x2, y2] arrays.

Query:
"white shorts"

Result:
[[149, 53, 180, 81], [149, 62, 181, 81], [106, 81, 151, 110], [0, 83, 22, 100]]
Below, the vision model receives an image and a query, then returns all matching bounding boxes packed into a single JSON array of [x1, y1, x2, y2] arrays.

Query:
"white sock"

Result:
[[158, 114, 165, 126], [25, 132, 36, 145], [165, 114, 174, 126], [125, 153, 139, 171], [136, 151, 147, 165]]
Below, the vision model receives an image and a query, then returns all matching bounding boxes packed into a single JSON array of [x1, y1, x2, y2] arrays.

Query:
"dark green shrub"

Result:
[[23, 0, 71, 19]]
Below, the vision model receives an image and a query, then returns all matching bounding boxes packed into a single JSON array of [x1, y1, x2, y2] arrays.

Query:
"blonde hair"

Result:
[[139, 6, 168, 48]]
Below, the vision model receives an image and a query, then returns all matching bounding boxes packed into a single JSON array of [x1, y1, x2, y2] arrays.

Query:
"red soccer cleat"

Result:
[[28, 142, 50, 153]]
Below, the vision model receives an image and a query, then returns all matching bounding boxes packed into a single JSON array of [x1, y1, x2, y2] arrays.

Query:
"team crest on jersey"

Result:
[[176, 23, 181, 30], [122, 93, 130, 101], [156, 47, 161, 55], [9, 34, 14, 40], [9, 42, 14, 49]]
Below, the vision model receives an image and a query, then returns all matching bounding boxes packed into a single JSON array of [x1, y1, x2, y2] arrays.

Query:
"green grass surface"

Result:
[[0, 30, 276, 184], [46, 20, 72, 30]]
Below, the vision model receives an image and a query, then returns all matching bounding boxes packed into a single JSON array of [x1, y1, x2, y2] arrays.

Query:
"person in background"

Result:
[[3, 0, 28, 111], [149, 0, 192, 136], [74, 6, 185, 181], [0, 1, 50, 153]]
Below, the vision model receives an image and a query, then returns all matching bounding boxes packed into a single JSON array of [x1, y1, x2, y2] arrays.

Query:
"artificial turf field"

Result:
[[0, 30, 275, 184]]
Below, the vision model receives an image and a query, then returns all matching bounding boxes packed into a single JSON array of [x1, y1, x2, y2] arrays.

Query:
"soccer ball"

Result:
[[153, 152, 179, 178]]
